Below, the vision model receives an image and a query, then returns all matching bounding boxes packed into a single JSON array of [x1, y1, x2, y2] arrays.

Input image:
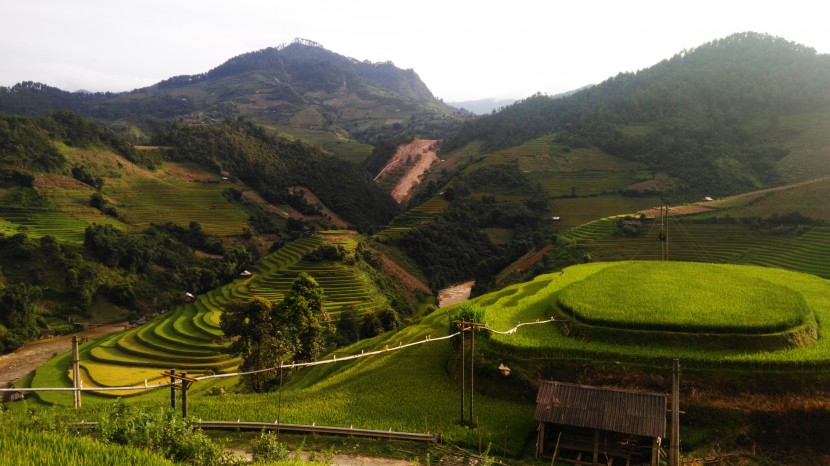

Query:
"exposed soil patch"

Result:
[[437, 281, 475, 308], [515, 244, 553, 272], [639, 203, 716, 219], [375, 139, 439, 203], [379, 254, 430, 301], [0, 324, 126, 387]]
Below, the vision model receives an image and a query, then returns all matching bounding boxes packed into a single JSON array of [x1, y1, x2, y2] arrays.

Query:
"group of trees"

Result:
[[396, 165, 551, 293], [220, 273, 331, 392]]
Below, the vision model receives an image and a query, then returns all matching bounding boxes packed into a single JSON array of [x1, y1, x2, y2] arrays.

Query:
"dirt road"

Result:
[[0, 324, 126, 387]]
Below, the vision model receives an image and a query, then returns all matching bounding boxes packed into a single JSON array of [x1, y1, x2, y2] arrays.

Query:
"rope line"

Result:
[[2, 317, 558, 393]]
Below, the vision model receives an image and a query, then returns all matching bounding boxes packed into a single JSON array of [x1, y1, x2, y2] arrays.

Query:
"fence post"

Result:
[[170, 369, 176, 410], [181, 372, 188, 418]]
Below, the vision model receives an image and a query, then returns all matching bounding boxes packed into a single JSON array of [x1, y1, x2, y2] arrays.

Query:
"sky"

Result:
[[2, 0, 829, 102]]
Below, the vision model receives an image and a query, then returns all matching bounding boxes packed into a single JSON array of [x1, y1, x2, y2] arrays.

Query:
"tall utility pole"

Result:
[[72, 336, 81, 409], [659, 205, 669, 261], [455, 320, 484, 427], [460, 322, 466, 426], [670, 359, 681, 466]]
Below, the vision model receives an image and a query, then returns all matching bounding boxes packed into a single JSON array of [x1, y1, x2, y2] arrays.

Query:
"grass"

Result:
[[557, 261, 810, 333], [0, 426, 177, 466], [484, 261, 830, 369]]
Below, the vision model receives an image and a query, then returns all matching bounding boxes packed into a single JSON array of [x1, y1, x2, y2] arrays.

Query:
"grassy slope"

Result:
[[2, 145, 252, 241]]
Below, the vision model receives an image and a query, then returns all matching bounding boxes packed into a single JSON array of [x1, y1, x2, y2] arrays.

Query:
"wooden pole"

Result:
[[170, 368, 176, 410], [181, 372, 189, 418], [460, 322, 466, 426], [469, 324, 475, 427], [670, 359, 680, 466], [277, 361, 283, 438], [72, 336, 81, 409]]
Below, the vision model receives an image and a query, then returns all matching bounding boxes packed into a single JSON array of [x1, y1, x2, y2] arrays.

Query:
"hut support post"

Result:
[[537, 422, 545, 458], [651, 437, 660, 466], [551, 431, 562, 465], [592, 428, 600, 465]]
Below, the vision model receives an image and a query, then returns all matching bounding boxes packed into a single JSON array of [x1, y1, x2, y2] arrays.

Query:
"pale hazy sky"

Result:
[[2, 0, 828, 101]]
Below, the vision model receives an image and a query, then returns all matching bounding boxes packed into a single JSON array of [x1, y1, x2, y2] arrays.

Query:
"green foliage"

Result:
[[220, 296, 285, 392], [444, 32, 830, 199], [96, 399, 241, 465], [396, 193, 548, 291], [246, 431, 291, 462], [0, 113, 65, 170], [0, 426, 178, 466], [221, 273, 331, 391], [154, 119, 400, 231], [71, 165, 104, 190], [0, 282, 44, 348], [273, 273, 331, 362]]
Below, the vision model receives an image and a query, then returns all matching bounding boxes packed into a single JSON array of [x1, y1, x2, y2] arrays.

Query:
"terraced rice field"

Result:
[[558, 219, 830, 279], [30, 234, 388, 394], [105, 178, 249, 236], [0, 209, 101, 243], [373, 196, 448, 241]]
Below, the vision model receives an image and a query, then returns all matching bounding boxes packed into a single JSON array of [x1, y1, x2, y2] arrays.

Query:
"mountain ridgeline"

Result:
[[444, 32, 830, 200], [0, 39, 462, 144]]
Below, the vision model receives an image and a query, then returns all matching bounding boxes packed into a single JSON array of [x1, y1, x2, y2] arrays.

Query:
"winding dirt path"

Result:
[[0, 324, 126, 387]]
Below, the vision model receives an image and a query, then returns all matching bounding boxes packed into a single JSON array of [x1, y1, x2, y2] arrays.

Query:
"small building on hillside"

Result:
[[239, 270, 252, 279], [184, 292, 196, 303], [535, 380, 666, 466]]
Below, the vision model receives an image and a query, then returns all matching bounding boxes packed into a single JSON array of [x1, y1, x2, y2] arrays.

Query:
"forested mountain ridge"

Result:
[[0, 39, 465, 145], [443, 32, 830, 200]]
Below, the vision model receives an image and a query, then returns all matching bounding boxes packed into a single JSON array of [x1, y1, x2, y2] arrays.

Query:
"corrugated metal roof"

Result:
[[534, 380, 667, 438]]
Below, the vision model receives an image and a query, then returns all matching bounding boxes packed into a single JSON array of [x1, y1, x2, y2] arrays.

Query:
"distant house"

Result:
[[534, 380, 666, 466], [184, 292, 196, 303], [239, 270, 252, 279], [703, 196, 714, 202]]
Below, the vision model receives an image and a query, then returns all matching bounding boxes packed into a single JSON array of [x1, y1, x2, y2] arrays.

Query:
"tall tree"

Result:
[[220, 273, 330, 391], [220, 296, 286, 392], [274, 272, 330, 362]]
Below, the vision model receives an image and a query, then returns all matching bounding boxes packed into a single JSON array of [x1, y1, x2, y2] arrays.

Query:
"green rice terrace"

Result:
[[28, 234, 387, 401], [21, 260, 830, 459], [485, 261, 830, 370]]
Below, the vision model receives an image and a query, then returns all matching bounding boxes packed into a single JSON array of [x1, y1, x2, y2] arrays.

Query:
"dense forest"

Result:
[[394, 164, 551, 292], [444, 32, 830, 199]]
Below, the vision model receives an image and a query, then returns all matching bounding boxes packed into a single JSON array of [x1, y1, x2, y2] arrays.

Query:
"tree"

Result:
[[220, 273, 330, 391], [220, 296, 285, 392], [273, 273, 330, 362]]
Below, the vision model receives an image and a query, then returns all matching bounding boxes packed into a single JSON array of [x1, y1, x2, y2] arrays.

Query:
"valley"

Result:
[[3, 32, 830, 466]]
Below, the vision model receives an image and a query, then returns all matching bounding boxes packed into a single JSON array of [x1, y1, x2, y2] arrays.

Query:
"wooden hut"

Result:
[[535, 380, 666, 466]]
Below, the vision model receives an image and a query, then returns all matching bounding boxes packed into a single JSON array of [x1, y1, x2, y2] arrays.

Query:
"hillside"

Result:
[[0, 39, 466, 153], [443, 32, 830, 201], [0, 113, 418, 353]]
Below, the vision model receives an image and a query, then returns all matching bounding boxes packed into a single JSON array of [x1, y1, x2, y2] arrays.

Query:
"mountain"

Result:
[[0, 39, 465, 146], [443, 32, 830, 201]]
